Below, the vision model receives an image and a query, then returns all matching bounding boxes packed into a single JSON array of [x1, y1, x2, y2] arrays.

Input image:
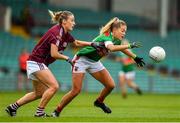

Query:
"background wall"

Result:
[[112, 0, 159, 21], [49, 0, 99, 11], [49, 0, 160, 21]]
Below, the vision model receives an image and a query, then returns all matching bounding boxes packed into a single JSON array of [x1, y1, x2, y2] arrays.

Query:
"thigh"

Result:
[[72, 73, 85, 90], [33, 69, 58, 88], [90, 68, 114, 87]]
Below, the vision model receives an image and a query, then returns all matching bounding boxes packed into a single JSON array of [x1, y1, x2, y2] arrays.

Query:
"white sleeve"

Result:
[[104, 41, 113, 48]]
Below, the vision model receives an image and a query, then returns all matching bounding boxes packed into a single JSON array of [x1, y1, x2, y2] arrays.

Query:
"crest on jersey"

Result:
[[63, 42, 67, 47]]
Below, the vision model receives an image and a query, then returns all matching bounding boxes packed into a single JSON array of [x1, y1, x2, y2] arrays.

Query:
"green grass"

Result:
[[0, 92, 180, 122]]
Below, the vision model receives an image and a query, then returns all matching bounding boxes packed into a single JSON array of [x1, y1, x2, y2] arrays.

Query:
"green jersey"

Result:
[[117, 51, 135, 72], [76, 32, 121, 61]]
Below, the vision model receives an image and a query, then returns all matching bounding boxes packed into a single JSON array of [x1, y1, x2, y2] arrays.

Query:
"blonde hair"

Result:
[[48, 10, 73, 24], [100, 17, 126, 35]]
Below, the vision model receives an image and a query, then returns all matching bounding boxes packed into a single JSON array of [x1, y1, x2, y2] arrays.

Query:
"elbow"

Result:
[[108, 47, 115, 52], [75, 43, 80, 47], [51, 54, 55, 58], [107, 45, 116, 52], [51, 52, 57, 59], [74, 41, 80, 47], [109, 49, 113, 52], [75, 42, 82, 47]]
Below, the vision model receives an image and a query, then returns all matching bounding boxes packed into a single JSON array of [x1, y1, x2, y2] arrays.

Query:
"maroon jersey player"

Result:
[[5, 10, 100, 117], [28, 24, 75, 66]]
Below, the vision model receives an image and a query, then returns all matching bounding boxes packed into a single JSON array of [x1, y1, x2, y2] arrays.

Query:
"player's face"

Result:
[[63, 15, 76, 32], [113, 25, 127, 40]]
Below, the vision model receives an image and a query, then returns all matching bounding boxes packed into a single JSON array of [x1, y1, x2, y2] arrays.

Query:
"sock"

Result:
[[56, 106, 62, 113], [97, 97, 104, 103], [36, 107, 45, 116], [10, 102, 20, 110]]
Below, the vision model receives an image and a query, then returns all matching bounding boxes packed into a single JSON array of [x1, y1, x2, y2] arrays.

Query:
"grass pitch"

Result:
[[0, 92, 180, 122]]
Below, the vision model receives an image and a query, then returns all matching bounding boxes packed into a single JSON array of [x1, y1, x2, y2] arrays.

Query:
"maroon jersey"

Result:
[[28, 24, 75, 66]]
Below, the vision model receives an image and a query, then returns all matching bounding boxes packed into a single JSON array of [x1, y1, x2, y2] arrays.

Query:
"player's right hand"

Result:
[[129, 42, 142, 48], [134, 56, 145, 67], [66, 57, 74, 66]]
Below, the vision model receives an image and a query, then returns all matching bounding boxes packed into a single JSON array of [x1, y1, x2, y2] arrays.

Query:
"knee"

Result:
[[51, 84, 59, 92], [107, 82, 115, 90]]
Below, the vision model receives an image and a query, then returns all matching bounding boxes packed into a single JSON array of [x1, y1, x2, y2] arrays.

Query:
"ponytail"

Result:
[[100, 17, 126, 35], [48, 10, 73, 24]]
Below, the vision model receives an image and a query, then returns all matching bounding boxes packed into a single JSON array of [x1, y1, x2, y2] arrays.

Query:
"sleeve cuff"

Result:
[[105, 41, 113, 48]]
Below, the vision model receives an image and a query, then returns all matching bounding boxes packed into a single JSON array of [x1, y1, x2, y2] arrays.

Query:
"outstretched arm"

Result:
[[73, 40, 91, 47], [73, 40, 105, 50], [121, 49, 136, 59], [122, 49, 145, 67], [106, 44, 130, 52], [106, 42, 141, 52]]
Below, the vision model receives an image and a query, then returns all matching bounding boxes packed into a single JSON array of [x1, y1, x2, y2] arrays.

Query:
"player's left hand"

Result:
[[134, 56, 145, 67]]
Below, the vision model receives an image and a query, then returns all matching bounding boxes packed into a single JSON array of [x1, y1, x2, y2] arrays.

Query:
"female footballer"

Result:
[[51, 17, 145, 117], [5, 10, 101, 117], [116, 39, 142, 99]]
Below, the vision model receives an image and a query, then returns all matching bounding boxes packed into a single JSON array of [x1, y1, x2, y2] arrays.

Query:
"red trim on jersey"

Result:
[[104, 31, 110, 36]]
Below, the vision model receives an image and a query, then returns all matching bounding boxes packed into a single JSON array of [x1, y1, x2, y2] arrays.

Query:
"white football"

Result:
[[149, 46, 166, 62]]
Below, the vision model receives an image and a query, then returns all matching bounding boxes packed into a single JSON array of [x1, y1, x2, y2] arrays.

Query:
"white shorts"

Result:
[[119, 71, 135, 80], [26, 61, 48, 81], [72, 56, 105, 73]]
